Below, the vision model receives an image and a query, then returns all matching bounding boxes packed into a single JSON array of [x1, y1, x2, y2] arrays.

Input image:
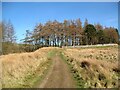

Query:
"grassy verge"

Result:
[[31, 58, 52, 88], [32, 49, 57, 88], [8, 53, 53, 88], [21, 60, 51, 88], [59, 50, 85, 88], [2, 48, 57, 88]]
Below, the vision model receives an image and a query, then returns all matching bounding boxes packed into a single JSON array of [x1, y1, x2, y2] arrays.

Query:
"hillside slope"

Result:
[[1, 47, 55, 88]]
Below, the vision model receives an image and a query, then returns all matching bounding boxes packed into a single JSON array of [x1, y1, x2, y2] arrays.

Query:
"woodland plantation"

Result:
[[0, 18, 119, 54]]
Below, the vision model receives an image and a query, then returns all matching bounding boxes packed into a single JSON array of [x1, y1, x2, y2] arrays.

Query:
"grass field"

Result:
[[63, 45, 119, 88], [1, 47, 56, 88], [0, 45, 119, 88]]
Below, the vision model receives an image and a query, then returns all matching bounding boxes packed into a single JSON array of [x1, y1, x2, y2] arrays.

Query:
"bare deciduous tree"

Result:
[[22, 18, 119, 51]]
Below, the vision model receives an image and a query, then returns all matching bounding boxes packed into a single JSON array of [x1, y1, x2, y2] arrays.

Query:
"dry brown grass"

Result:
[[63, 45, 119, 88], [1, 47, 53, 88], [1, 46, 119, 88], [0, 53, 1, 88]]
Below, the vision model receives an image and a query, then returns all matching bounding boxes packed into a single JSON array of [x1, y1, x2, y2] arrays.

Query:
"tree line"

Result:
[[0, 18, 119, 54], [0, 21, 22, 55], [22, 18, 119, 51]]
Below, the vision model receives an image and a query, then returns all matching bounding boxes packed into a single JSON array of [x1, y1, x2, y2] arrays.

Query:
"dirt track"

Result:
[[36, 52, 76, 88]]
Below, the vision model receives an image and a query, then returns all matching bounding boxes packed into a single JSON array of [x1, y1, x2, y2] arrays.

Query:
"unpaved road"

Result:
[[35, 52, 76, 88]]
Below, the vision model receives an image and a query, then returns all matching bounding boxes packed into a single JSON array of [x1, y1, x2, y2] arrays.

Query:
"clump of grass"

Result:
[[98, 73, 106, 81], [80, 61, 90, 69], [96, 56, 99, 60], [112, 67, 120, 73]]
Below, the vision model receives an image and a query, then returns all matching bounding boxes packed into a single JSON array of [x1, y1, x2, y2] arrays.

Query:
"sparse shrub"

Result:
[[96, 56, 99, 60], [104, 82, 107, 88], [67, 58, 69, 61], [106, 57, 109, 59], [89, 55, 93, 58], [112, 81, 116, 86], [66, 55, 69, 58], [98, 73, 106, 81], [100, 64, 105, 68], [80, 61, 90, 69], [112, 67, 120, 73], [70, 58, 74, 62], [104, 55, 106, 57], [114, 57, 117, 60], [71, 68, 78, 73], [94, 82, 97, 87]]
